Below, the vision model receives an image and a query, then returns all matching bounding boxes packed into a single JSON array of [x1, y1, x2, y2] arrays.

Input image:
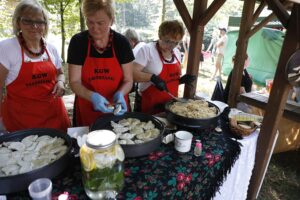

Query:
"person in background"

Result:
[[223, 54, 252, 108], [124, 28, 145, 56], [206, 28, 219, 64], [133, 20, 196, 114], [211, 27, 228, 80], [199, 43, 205, 69], [68, 0, 134, 127], [124, 28, 145, 111], [0, 0, 70, 133]]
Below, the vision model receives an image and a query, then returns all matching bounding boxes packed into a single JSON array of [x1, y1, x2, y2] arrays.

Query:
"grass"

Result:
[[62, 59, 300, 199], [258, 150, 300, 200]]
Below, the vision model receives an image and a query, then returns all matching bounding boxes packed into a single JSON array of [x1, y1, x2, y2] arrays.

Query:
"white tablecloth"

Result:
[[213, 130, 259, 200]]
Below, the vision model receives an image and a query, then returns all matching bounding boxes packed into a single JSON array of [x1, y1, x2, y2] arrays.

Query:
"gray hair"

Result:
[[124, 28, 140, 43], [12, 0, 49, 36]]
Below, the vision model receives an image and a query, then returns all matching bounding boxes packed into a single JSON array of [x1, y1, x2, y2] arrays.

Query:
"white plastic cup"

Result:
[[28, 178, 52, 200], [174, 131, 193, 153]]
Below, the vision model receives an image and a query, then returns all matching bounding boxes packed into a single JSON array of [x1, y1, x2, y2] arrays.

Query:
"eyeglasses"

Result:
[[162, 39, 180, 46], [20, 18, 46, 27]]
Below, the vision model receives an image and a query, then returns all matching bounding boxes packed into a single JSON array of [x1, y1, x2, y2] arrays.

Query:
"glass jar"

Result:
[[80, 130, 125, 199]]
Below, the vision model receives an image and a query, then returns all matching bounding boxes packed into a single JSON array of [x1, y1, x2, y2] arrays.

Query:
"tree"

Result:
[[161, 0, 166, 23], [43, 0, 77, 62], [78, 0, 85, 31], [0, 0, 17, 38]]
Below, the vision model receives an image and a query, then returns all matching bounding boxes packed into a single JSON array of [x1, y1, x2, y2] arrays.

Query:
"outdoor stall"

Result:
[[3, 107, 259, 199]]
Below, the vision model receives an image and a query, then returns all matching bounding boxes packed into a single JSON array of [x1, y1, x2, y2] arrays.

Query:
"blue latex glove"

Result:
[[113, 91, 127, 115], [91, 92, 113, 113]]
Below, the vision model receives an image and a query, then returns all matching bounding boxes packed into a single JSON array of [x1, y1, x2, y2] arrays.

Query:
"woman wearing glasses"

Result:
[[0, 0, 70, 132], [133, 20, 196, 114], [67, 0, 134, 126]]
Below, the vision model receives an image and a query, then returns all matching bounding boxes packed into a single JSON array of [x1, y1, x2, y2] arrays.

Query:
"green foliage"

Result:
[[43, 0, 80, 36], [0, 0, 16, 38]]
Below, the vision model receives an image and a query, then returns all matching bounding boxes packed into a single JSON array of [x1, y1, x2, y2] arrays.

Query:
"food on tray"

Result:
[[110, 118, 160, 145], [169, 99, 217, 119], [0, 135, 67, 177]]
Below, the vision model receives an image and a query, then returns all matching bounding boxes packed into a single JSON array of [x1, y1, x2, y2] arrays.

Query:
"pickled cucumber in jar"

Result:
[[80, 130, 125, 199]]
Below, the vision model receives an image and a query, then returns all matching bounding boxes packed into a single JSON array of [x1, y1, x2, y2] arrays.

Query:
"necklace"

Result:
[[18, 32, 45, 57], [89, 30, 113, 53], [156, 42, 175, 63]]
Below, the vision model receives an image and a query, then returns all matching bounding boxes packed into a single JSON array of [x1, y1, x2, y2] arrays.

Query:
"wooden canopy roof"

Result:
[[174, 0, 300, 199]]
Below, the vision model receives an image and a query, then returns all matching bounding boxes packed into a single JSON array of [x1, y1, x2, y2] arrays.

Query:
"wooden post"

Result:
[[174, 0, 226, 98], [228, 0, 256, 107], [247, 4, 300, 200]]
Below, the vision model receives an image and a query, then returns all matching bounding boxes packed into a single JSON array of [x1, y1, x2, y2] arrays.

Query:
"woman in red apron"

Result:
[[68, 0, 134, 127], [0, 0, 70, 133], [132, 20, 196, 114]]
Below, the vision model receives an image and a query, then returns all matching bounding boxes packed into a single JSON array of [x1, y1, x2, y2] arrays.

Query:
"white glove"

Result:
[[0, 117, 6, 131]]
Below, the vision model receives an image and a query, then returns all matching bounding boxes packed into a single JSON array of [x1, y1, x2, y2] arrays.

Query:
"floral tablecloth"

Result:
[[8, 128, 241, 200]]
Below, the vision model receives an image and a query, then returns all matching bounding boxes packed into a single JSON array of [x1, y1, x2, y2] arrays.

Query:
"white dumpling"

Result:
[[118, 140, 128, 145], [119, 133, 135, 140], [113, 127, 129, 134], [130, 127, 144, 135], [8, 142, 26, 151], [144, 121, 155, 130], [134, 139, 144, 144], [21, 135, 38, 147], [111, 121, 124, 129], [0, 147, 11, 154], [36, 135, 52, 142]]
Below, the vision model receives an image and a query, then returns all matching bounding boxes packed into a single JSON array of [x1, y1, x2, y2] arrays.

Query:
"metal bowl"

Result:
[[91, 112, 165, 158], [0, 128, 72, 194]]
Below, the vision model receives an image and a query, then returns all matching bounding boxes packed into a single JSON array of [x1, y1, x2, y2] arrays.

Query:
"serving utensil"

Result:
[[165, 91, 187, 103]]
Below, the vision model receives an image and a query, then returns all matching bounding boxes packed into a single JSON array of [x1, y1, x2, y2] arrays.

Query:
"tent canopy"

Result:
[[223, 28, 284, 85]]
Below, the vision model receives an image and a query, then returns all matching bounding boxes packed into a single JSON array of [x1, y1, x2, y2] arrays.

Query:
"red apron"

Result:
[[1, 47, 70, 132], [141, 49, 181, 114], [75, 39, 128, 126]]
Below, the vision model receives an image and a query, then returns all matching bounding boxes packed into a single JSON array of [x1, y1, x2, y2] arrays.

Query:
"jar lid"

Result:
[[86, 130, 116, 150]]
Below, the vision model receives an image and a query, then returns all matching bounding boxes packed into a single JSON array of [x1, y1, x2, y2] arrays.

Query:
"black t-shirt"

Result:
[[224, 69, 253, 102], [67, 30, 134, 65]]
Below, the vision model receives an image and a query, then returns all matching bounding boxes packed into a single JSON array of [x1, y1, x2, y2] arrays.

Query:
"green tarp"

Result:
[[223, 28, 284, 85]]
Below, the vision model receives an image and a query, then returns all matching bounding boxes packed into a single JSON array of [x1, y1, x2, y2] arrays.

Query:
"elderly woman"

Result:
[[133, 20, 196, 114], [68, 0, 134, 126], [0, 0, 70, 132]]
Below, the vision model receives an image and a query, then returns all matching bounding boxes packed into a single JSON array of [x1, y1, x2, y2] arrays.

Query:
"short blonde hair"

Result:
[[158, 20, 184, 40], [81, 0, 115, 23], [12, 0, 49, 36]]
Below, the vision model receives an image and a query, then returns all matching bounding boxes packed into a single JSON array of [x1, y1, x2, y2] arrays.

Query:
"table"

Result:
[[214, 130, 259, 200], [7, 127, 244, 200], [238, 91, 300, 122]]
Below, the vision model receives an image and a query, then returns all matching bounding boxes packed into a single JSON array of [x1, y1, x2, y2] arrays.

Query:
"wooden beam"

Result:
[[247, 12, 277, 38], [247, 1, 291, 38], [198, 0, 226, 26], [252, 0, 266, 24], [227, 0, 256, 107], [247, 4, 300, 200], [183, 0, 207, 98], [288, 0, 300, 3], [265, 0, 290, 28], [192, 0, 202, 27], [173, 0, 192, 32]]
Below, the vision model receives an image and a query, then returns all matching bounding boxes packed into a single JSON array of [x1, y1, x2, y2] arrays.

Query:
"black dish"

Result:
[[165, 99, 221, 129], [0, 128, 72, 194], [91, 112, 165, 158]]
